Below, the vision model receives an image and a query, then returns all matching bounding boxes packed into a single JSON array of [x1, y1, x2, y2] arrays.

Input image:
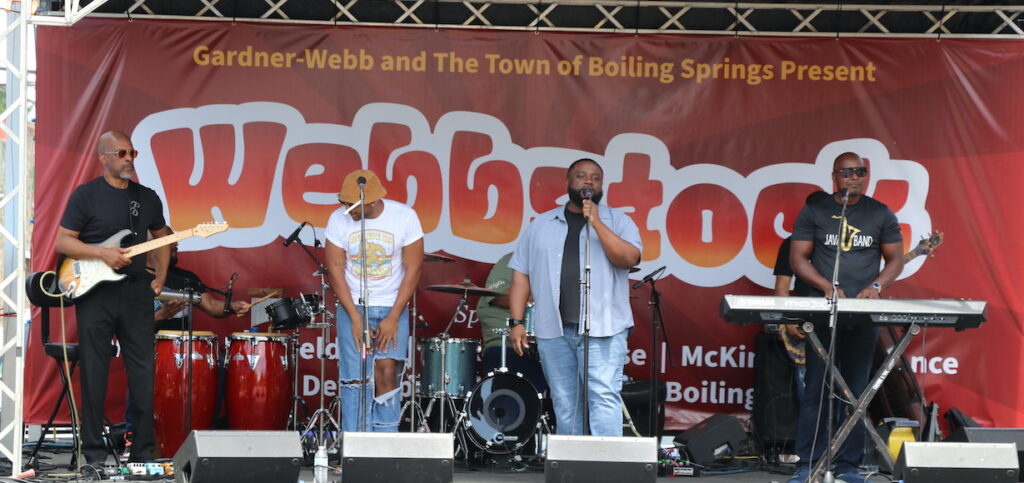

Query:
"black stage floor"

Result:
[[20, 447, 894, 482]]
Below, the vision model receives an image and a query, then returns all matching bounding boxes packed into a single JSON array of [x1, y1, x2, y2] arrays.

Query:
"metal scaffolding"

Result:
[[32, 1, 1024, 38], [1, 0, 1021, 476]]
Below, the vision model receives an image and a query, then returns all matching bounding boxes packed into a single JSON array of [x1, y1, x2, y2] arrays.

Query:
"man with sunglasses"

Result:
[[786, 152, 904, 483], [324, 169, 423, 432], [55, 131, 172, 473]]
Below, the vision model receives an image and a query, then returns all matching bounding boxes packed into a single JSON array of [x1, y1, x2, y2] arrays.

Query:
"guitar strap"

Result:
[[127, 181, 142, 246]]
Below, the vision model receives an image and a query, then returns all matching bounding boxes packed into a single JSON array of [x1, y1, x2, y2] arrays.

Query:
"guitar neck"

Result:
[[125, 229, 195, 258]]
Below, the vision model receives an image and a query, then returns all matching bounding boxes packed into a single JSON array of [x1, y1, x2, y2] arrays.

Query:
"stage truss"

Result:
[[1, 0, 1021, 475]]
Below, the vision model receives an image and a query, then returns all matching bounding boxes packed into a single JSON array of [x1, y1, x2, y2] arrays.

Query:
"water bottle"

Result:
[[313, 445, 328, 483]]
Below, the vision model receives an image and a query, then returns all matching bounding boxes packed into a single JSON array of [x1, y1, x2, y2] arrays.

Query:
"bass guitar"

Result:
[[58, 222, 228, 299]]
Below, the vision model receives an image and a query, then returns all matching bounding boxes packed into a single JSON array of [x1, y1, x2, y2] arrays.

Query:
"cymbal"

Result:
[[425, 283, 503, 297], [425, 251, 456, 263]]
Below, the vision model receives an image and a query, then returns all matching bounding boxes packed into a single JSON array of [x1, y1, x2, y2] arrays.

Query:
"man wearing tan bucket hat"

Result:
[[324, 169, 424, 432]]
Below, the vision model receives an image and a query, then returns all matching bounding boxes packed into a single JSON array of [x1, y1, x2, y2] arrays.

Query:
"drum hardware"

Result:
[[282, 223, 341, 453], [155, 288, 202, 305], [424, 251, 457, 263]]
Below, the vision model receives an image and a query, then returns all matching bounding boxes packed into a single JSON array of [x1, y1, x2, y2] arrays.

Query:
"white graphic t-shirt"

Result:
[[325, 199, 424, 307]]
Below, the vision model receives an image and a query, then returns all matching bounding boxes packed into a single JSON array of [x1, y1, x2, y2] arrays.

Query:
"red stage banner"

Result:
[[31, 19, 1024, 433]]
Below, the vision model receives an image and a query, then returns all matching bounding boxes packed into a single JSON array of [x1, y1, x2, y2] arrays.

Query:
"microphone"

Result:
[[283, 221, 308, 247], [155, 289, 202, 305], [222, 273, 237, 315], [840, 188, 850, 204], [581, 187, 594, 200], [632, 265, 667, 289], [357, 176, 367, 188]]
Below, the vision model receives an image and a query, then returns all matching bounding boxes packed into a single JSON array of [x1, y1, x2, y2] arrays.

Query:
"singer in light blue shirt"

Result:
[[508, 158, 642, 436]]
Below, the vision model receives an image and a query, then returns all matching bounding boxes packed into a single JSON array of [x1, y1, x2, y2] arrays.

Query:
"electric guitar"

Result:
[[57, 222, 229, 299]]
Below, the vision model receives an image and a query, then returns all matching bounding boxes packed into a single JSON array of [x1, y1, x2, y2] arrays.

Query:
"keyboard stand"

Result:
[[804, 321, 921, 482]]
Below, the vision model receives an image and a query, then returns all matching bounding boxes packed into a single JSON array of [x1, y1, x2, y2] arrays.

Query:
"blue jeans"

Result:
[[336, 306, 409, 432], [796, 324, 877, 470], [536, 327, 628, 436]]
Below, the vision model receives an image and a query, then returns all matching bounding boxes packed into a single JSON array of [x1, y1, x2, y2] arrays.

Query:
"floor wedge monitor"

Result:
[[545, 435, 657, 483], [172, 430, 302, 483], [341, 431, 454, 483], [896, 441, 1019, 483]]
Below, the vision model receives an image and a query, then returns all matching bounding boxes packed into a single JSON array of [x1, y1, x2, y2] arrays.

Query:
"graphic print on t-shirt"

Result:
[[825, 215, 875, 251], [347, 229, 395, 279]]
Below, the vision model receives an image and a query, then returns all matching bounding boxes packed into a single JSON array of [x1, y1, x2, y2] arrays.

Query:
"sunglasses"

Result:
[[833, 167, 868, 178], [101, 149, 138, 158]]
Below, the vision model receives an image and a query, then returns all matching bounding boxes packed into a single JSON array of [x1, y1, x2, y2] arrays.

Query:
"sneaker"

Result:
[[787, 464, 810, 483], [834, 464, 866, 483]]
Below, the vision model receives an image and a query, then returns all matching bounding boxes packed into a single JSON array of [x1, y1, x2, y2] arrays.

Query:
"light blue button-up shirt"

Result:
[[509, 204, 642, 339]]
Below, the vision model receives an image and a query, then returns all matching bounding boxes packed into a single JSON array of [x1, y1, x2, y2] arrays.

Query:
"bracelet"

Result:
[[506, 318, 525, 328], [223, 301, 235, 315]]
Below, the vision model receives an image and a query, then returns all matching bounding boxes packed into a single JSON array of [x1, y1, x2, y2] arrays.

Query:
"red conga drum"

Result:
[[225, 332, 291, 430], [152, 330, 218, 457]]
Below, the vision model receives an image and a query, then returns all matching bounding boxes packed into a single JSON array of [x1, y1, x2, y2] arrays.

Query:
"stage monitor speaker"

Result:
[[172, 430, 301, 483], [896, 442, 1018, 483], [673, 413, 749, 467], [947, 428, 1024, 481], [545, 435, 657, 483], [342, 432, 454, 483]]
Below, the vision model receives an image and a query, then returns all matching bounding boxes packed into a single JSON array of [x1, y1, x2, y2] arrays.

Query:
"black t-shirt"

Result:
[[791, 194, 902, 296], [773, 237, 812, 296], [559, 207, 587, 326], [60, 177, 167, 278], [155, 265, 207, 332]]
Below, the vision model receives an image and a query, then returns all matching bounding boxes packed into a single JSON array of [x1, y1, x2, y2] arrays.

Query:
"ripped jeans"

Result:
[[337, 305, 409, 432]]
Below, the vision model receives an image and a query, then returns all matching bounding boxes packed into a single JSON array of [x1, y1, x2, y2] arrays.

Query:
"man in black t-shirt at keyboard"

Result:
[[786, 152, 904, 483], [56, 131, 172, 473]]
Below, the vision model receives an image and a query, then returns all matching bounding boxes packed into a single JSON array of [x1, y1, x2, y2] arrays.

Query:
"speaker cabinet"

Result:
[[751, 332, 799, 455], [341, 432, 454, 483], [673, 413, 749, 467], [172, 431, 302, 483], [545, 435, 657, 483], [896, 442, 1019, 483], [947, 428, 1024, 481]]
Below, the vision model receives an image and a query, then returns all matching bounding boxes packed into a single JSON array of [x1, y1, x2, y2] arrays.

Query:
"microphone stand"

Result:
[[581, 219, 593, 436], [811, 191, 850, 483], [635, 271, 673, 441], [358, 185, 371, 432]]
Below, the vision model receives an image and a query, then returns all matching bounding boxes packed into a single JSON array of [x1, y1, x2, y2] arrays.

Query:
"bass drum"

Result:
[[463, 371, 542, 454]]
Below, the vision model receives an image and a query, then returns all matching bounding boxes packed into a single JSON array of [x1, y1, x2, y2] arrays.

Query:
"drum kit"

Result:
[[150, 250, 552, 463]]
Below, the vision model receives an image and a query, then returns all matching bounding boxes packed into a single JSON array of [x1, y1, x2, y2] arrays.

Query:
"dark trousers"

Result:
[[75, 280, 156, 464], [795, 324, 877, 469]]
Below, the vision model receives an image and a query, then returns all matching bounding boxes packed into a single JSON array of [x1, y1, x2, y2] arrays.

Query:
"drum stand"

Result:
[[285, 235, 340, 451], [285, 332, 310, 431], [399, 291, 429, 432], [302, 271, 339, 452]]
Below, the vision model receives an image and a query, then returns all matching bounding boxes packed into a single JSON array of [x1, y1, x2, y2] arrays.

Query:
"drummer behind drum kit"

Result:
[[413, 280, 551, 461]]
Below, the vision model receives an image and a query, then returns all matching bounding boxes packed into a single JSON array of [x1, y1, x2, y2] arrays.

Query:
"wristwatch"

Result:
[[506, 318, 525, 328], [871, 281, 882, 293]]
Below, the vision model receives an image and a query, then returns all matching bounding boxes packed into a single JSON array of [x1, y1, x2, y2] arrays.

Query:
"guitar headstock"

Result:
[[192, 221, 230, 238], [910, 231, 944, 259]]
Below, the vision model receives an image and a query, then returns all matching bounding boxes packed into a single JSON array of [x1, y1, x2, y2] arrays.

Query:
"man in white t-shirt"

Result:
[[324, 169, 424, 432]]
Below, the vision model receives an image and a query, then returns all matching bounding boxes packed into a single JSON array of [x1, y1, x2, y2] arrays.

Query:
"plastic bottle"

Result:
[[314, 445, 328, 483]]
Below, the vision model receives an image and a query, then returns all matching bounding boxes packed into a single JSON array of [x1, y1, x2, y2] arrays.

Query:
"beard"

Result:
[[567, 186, 603, 207]]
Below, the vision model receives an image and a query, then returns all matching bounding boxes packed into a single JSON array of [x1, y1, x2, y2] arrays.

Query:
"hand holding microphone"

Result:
[[580, 187, 596, 222]]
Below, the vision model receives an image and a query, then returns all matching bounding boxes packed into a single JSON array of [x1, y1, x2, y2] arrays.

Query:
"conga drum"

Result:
[[152, 330, 218, 458], [224, 332, 291, 430]]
